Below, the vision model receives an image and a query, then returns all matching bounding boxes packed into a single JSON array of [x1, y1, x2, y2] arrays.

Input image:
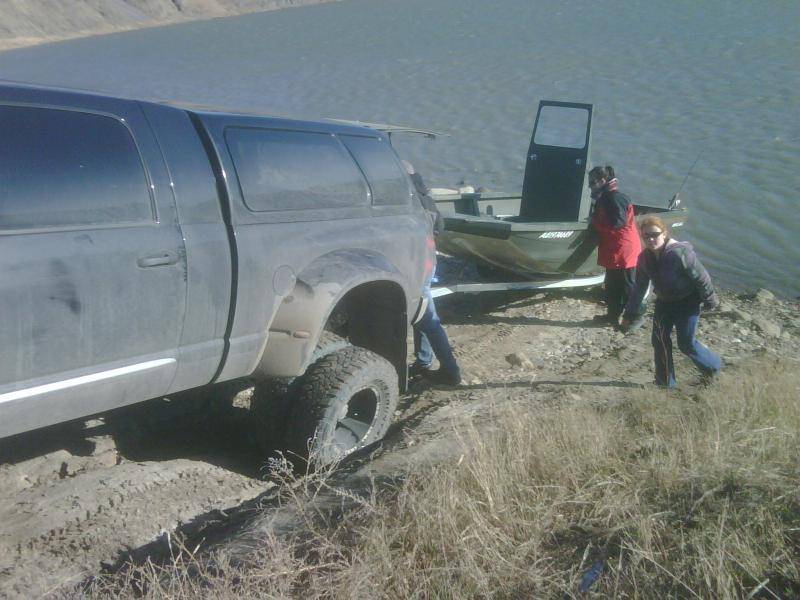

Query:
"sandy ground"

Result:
[[1, 282, 797, 597]]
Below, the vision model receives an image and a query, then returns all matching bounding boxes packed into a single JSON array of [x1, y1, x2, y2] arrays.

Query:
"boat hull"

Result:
[[437, 203, 688, 279]]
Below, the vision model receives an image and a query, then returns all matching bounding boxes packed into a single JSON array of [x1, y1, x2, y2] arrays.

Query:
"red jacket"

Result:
[[591, 190, 641, 269]]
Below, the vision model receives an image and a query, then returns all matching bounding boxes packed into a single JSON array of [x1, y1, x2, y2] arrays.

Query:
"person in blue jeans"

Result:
[[410, 273, 462, 385], [621, 215, 722, 388], [403, 159, 461, 386]]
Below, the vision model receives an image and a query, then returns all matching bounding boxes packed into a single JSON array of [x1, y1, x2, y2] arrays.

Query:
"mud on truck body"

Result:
[[0, 81, 432, 464]]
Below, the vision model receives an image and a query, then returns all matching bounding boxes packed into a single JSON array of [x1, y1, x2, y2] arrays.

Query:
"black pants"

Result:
[[604, 267, 639, 321]]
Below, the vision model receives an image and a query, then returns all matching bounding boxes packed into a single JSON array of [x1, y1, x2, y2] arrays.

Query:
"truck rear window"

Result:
[[341, 135, 410, 206], [225, 128, 369, 212], [0, 105, 153, 229]]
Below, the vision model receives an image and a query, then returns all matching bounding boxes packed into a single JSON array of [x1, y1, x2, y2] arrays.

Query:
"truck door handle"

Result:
[[137, 251, 178, 268]]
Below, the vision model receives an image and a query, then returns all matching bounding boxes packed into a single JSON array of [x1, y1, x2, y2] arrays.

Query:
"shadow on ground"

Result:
[[436, 287, 605, 327], [0, 380, 285, 478]]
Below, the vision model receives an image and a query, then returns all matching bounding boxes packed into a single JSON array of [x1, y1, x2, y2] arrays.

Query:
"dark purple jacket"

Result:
[[624, 240, 717, 318]]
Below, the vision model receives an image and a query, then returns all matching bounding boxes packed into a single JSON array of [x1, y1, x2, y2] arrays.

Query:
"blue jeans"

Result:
[[413, 285, 460, 376], [652, 299, 722, 388]]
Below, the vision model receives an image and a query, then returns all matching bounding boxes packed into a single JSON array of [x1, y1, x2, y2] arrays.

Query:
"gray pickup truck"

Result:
[[0, 81, 432, 463]]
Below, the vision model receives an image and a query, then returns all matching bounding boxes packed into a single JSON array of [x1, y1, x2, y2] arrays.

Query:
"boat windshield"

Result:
[[533, 105, 589, 149]]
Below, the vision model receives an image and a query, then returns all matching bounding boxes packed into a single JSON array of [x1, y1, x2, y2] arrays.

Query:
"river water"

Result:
[[1, 0, 798, 296]]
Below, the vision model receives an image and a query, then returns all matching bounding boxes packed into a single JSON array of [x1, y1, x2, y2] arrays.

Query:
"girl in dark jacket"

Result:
[[589, 166, 644, 326], [621, 216, 722, 388]]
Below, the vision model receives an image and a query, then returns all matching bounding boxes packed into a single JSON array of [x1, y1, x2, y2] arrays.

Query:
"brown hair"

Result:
[[588, 165, 615, 183], [639, 215, 670, 240]]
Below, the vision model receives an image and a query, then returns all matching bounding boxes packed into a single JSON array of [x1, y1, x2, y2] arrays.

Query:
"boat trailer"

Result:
[[431, 273, 605, 298]]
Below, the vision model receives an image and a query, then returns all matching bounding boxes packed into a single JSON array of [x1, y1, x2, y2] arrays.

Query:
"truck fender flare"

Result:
[[256, 249, 410, 381]]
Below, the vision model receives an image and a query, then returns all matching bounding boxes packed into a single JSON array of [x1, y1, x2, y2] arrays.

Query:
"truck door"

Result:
[[519, 101, 593, 222], [0, 96, 187, 438]]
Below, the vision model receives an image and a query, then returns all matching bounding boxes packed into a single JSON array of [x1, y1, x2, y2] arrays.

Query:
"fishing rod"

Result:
[[669, 148, 703, 210], [676, 149, 704, 196], [669, 134, 798, 209]]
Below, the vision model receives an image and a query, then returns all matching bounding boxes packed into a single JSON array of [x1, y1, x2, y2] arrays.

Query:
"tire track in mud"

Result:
[[4, 461, 269, 556], [0, 452, 274, 597]]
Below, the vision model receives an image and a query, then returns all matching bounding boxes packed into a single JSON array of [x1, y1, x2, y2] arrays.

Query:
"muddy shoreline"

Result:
[[1, 286, 797, 597]]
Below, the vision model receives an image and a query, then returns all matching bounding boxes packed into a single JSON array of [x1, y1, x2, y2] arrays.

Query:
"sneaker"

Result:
[[426, 368, 461, 386], [408, 362, 432, 378]]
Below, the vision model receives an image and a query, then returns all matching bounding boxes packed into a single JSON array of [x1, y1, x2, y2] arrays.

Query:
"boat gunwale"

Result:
[[441, 201, 686, 233]]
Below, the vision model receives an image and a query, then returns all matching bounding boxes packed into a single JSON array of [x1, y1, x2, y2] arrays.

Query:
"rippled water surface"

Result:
[[1, 0, 798, 295]]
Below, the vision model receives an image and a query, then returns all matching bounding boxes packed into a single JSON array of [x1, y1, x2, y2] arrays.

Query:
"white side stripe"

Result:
[[0, 359, 176, 405]]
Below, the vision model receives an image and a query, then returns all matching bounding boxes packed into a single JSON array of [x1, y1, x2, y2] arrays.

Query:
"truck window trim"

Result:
[[0, 102, 159, 230]]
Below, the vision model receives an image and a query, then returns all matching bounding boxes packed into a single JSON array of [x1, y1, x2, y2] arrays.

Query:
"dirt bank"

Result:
[[0, 0, 337, 52], [1, 286, 797, 597]]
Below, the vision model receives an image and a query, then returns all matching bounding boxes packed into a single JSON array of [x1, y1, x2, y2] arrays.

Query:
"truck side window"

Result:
[[225, 128, 369, 212], [0, 105, 153, 229], [341, 135, 411, 206]]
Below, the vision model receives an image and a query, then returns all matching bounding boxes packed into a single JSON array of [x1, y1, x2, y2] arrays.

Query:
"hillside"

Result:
[[0, 0, 334, 50]]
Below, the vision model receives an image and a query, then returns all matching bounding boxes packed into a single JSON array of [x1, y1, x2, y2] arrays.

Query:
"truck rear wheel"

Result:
[[286, 346, 398, 466], [251, 332, 350, 453]]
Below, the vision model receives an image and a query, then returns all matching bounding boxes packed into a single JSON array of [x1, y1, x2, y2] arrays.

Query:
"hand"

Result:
[[620, 317, 630, 331], [702, 299, 719, 312]]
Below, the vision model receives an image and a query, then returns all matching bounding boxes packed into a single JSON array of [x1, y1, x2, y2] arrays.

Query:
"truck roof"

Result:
[[0, 79, 385, 137]]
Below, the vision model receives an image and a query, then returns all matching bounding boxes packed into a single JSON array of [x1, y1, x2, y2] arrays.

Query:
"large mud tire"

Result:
[[286, 346, 398, 466], [251, 332, 350, 453]]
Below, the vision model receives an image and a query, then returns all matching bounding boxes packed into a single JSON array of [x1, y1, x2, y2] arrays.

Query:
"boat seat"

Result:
[[453, 192, 481, 216]]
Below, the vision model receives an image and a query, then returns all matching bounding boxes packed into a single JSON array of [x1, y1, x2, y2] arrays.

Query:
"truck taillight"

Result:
[[424, 234, 435, 279]]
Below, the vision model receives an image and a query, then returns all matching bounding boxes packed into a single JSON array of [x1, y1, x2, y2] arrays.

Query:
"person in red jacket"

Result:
[[589, 165, 645, 328]]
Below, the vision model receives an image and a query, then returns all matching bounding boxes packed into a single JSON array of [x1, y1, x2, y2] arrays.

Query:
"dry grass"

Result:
[[88, 358, 800, 598]]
